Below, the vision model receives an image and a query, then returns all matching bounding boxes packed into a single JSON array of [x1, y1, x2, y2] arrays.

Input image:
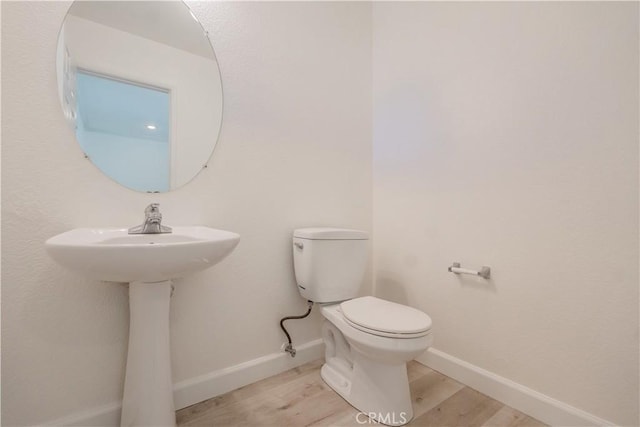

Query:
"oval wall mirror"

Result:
[[56, 1, 223, 192]]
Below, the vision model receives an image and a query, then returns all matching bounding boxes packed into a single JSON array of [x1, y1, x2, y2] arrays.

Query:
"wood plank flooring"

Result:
[[176, 359, 546, 427]]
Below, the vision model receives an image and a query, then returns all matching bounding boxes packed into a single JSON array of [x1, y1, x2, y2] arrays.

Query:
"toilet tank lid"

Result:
[[293, 228, 369, 240]]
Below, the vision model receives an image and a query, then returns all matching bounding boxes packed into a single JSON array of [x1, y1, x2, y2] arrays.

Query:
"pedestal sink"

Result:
[[45, 226, 240, 426]]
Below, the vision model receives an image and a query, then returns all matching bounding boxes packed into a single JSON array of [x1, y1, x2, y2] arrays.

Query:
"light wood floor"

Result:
[[176, 359, 547, 427]]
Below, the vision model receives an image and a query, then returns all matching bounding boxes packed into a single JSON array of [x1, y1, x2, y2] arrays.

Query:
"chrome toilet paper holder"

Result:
[[448, 262, 491, 279]]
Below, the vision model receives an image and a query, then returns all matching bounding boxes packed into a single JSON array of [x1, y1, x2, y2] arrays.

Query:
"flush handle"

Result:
[[294, 242, 304, 250]]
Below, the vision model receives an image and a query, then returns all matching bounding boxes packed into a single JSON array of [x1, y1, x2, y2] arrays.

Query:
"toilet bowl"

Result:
[[319, 298, 432, 426], [292, 228, 433, 426]]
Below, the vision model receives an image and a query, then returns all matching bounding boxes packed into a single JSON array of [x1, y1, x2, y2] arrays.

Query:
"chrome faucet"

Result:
[[128, 203, 172, 234]]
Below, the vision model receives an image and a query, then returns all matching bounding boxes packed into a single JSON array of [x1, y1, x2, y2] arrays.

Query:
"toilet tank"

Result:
[[293, 228, 369, 303]]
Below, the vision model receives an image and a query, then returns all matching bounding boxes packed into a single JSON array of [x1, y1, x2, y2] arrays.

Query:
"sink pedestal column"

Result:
[[121, 280, 176, 427]]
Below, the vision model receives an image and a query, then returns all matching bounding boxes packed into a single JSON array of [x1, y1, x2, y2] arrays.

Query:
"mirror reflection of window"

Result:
[[75, 71, 171, 192], [56, 1, 223, 192]]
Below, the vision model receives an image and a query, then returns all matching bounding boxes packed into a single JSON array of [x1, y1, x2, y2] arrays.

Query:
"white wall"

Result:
[[1, 1, 372, 425], [372, 2, 638, 426]]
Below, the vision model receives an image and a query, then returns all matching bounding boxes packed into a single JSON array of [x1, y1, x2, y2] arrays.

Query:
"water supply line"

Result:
[[279, 300, 314, 357]]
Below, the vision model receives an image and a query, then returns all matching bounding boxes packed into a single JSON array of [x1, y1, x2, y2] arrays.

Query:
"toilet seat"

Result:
[[340, 296, 432, 339]]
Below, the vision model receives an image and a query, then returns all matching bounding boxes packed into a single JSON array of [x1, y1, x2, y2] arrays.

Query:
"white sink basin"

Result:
[[45, 226, 240, 283]]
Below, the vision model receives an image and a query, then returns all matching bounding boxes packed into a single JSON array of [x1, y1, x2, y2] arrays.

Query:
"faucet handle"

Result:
[[144, 204, 162, 222], [145, 203, 160, 215], [145, 203, 171, 233], [129, 203, 171, 234]]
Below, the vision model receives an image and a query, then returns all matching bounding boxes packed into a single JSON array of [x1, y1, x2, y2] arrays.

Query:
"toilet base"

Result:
[[318, 303, 431, 426], [321, 355, 413, 426], [320, 316, 415, 426]]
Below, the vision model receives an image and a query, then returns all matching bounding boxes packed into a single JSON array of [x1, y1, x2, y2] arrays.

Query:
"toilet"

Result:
[[293, 228, 433, 426]]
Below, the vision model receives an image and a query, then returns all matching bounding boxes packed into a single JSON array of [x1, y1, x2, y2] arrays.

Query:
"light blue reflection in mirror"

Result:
[[76, 71, 170, 192]]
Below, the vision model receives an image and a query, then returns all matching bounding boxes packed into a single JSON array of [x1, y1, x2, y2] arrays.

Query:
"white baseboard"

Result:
[[41, 339, 324, 427], [39, 401, 122, 427], [173, 338, 324, 410], [416, 347, 615, 427]]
